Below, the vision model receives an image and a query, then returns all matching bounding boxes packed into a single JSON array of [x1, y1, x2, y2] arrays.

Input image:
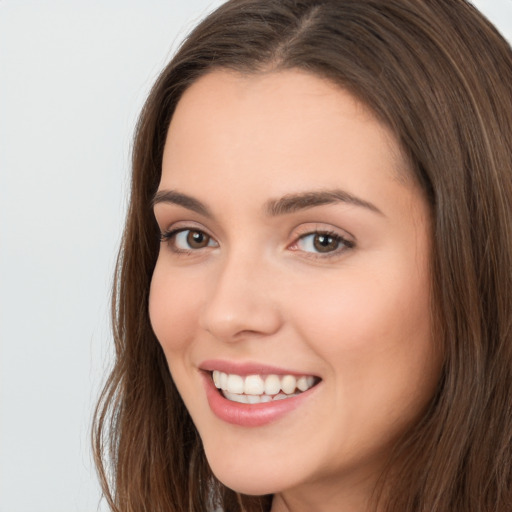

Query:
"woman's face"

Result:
[[150, 69, 441, 509]]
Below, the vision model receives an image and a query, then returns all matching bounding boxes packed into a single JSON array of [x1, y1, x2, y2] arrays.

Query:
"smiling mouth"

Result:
[[211, 370, 320, 404]]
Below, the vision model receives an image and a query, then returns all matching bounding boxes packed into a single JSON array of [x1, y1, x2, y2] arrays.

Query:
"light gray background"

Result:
[[0, 1, 510, 511]]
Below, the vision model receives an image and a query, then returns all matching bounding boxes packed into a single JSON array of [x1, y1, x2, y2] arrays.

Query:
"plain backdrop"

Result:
[[0, 1, 511, 511]]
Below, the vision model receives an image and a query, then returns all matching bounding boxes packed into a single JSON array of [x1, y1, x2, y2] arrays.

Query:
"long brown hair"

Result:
[[93, 1, 512, 510]]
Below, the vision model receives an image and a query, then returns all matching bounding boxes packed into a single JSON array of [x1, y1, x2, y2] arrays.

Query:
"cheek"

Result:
[[149, 262, 208, 416], [288, 256, 437, 411], [148, 261, 201, 355], [291, 265, 430, 352]]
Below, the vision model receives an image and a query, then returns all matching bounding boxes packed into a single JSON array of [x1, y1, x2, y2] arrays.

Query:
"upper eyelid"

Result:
[[158, 219, 214, 235], [290, 223, 355, 243], [160, 226, 218, 243], [291, 231, 354, 248]]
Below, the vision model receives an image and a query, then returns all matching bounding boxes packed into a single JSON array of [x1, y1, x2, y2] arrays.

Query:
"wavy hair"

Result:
[[93, 1, 512, 510]]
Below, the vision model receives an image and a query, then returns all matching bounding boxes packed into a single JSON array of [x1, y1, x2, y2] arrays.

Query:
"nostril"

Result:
[[200, 303, 282, 342]]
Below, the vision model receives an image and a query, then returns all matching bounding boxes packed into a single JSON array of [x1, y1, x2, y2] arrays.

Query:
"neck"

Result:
[[270, 471, 381, 512]]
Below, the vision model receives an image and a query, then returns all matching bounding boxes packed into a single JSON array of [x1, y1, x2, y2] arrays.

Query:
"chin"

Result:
[[213, 475, 282, 497], [204, 447, 290, 496]]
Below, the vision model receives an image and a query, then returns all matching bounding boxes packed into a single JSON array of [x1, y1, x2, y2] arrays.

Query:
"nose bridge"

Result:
[[200, 247, 282, 341]]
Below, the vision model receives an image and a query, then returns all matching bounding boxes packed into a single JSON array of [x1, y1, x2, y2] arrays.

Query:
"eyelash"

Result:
[[159, 227, 355, 258], [289, 230, 355, 258], [159, 228, 217, 255]]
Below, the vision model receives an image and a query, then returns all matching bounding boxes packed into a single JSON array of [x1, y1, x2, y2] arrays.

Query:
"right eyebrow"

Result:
[[151, 189, 212, 218]]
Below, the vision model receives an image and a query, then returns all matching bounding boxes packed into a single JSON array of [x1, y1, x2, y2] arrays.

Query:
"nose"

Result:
[[199, 253, 283, 342]]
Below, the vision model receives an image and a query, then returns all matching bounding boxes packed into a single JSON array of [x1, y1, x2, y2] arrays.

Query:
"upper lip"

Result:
[[199, 359, 319, 377]]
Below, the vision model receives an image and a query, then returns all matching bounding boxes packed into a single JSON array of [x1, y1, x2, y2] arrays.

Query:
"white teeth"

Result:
[[211, 369, 318, 404], [246, 394, 261, 404], [281, 375, 297, 394], [297, 376, 308, 391], [264, 374, 281, 395], [220, 371, 228, 391], [227, 374, 244, 394], [223, 390, 299, 404], [297, 376, 315, 391], [244, 375, 265, 395], [223, 391, 249, 404]]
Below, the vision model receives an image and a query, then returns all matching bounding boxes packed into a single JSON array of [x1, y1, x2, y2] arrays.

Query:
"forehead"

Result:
[[163, 69, 407, 181], [158, 69, 425, 226], [169, 70, 386, 145]]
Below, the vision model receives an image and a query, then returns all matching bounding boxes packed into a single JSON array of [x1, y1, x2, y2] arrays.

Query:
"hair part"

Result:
[[93, 1, 512, 510]]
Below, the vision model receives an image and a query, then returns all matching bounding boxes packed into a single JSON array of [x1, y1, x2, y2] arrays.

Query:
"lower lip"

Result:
[[202, 372, 318, 427]]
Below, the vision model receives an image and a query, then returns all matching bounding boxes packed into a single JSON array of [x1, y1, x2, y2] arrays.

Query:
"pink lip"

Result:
[[199, 363, 320, 428], [199, 359, 314, 377]]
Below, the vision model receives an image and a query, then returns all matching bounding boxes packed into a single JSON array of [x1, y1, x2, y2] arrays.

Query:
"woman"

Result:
[[93, 1, 512, 511]]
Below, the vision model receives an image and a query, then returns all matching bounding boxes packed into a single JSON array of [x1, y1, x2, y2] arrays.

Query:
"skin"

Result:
[[149, 69, 442, 512]]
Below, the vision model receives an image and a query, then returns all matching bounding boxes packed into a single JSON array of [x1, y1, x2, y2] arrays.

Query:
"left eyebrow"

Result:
[[265, 189, 384, 216]]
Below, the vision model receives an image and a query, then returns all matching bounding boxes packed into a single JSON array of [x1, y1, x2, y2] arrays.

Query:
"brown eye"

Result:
[[294, 231, 353, 256], [186, 230, 210, 248], [160, 228, 217, 252], [313, 233, 341, 253]]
